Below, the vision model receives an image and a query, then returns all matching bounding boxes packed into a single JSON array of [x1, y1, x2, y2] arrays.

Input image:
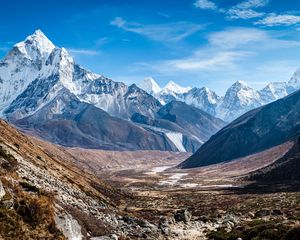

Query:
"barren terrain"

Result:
[[5, 125, 300, 239], [36, 136, 300, 239]]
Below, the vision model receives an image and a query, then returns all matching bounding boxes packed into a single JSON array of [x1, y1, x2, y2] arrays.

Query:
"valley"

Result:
[[51, 140, 300, 239], [0, 20, 300, 240]]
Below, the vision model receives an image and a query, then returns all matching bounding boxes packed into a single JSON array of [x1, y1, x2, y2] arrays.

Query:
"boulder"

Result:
[[174, 209, 192, 223]]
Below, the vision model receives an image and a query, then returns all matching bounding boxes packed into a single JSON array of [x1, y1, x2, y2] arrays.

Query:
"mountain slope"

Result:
[[157, 101, 226, 143], [180, 89, 300, 168], [8, 88, 176, 151], [250, 136, 300, 182], [0, 119, 125, 239], [130, 101, 226, 152]]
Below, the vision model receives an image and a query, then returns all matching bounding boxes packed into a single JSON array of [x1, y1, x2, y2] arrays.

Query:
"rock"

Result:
[[197, 215, 209, 222], [2, 199, 13, 209], [223, 215, 238, 224], [0, 180, 5, 200], [255, 209, 271, 217], [54, 209, 83, 240], [122, 215, 135, 224], [248, 212, 255, 218], [90, 235, 118, 240], [174, 209, 192, 223], [159, 216, 171, 235], [272, 209, 283, 216], [236, 238, 243, 240]]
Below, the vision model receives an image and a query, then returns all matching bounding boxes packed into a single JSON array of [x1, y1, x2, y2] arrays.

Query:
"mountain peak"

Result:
[[226, 80, 251, 94], [14, 29, 55, 60], [138, 77, 161, 94], [164, 81, 191, 94], [288, 68, 300, 89], [233, 80, 248, 87], [200, 86, 210, 93]]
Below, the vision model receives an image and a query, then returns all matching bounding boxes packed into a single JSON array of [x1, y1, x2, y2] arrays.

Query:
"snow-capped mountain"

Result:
[[182, 87, 221, 116], [144, 72, 300, 123], [138, 77, 161, 94], [288, 68, 300, 90], [0, 30, 225, 152], [163, 80, 191, 94], [156, 81, 191, 104], [0, 30, 161, 121], [0, 30, 55, 114], [216, 81, 262, 122], [259, 82, 289, 104]]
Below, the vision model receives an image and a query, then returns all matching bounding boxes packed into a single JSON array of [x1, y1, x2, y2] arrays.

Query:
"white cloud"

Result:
[[110, 17, 126, 27], [208, 28, 300, 50], [194, 0, 217, 10], [208, 28, 268, 49], [255, 13, 300, 26], [193, 0, 268, 20], [110, 17, 204, 42], [235, 0, 270, 9], [163, 50, 250, 71], [226, 0, 268, 20], [68, 48, 101, 56], [131, 27, 300, 75], [227, 9, 265, 19]]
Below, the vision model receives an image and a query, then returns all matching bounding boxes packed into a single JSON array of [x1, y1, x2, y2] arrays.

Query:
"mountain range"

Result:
[[180, 88, 300, 168], [139, 73, 300, 122], [0, 30, 225, 152]]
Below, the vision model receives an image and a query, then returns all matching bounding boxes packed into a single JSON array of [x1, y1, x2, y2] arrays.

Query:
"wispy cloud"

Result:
[[131, 27, 300, 74], [208, 28, 268, 49], [225, 0, 268, 20], [255, 13, 300, 26], [194, 0, 217, 10], [208, 28, 300, 49], [226, 9, 265, 19], [235, 0, 269, 9], [110, 17, 126, 27], [110, 17, 204, 42], [68, 48, 102, 56], [162, 50, 250, 71], [193, 0, 270, 21]]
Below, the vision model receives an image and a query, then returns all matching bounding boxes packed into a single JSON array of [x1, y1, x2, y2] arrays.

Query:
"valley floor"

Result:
[[62, 141, 300, 239]]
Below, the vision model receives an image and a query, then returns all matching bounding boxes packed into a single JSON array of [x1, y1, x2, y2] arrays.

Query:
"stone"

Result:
[[174, 209, 192, 223], [0, 180, 5, 201], [255, 209, 271, 217], [272, 209, 283, 216]]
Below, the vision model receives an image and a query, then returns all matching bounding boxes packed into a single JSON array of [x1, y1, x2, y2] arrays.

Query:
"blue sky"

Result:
[[1, 0, 300, 94]]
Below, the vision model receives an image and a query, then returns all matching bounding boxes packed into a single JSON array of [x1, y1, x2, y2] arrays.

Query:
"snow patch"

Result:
[[159, 173, 188, 185], [165, 132, 186, 152], [146, 165, 172, 175], [138, 77, 161, 94]]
